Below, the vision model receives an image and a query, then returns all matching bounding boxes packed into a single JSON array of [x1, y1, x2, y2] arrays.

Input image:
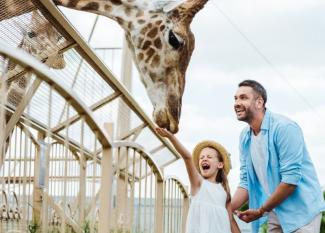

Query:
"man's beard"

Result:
[[237, 107, 254, 123]]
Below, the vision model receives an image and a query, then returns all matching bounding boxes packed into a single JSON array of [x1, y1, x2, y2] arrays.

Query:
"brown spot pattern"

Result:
[[111, 0, 122, 5], [148, 28, 158, 38], [137, 53, 144, 61], [67, 0, 80, 7], [142, 40, 151, 50], [153, 38, 162, 49], [145, 48, 155, 62], [136, 10, 144, 17], [124, 6, 132, 16], [81, 2, 99, 11], [116, 17, 124, 26], [151, 55, 160, 68], [128, 22, 134, 30], [104, 4, 112, 11], [140, 26, 149, 35], [159, 25, 165, 31]]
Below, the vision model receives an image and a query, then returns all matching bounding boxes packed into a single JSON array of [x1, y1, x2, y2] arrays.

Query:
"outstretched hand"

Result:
[[235, 208, 264, 223], [155, 127, 173, 138]]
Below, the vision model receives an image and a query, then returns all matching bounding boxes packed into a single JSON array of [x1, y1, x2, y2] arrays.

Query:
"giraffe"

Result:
[[52, 0, 209, 133], [1, 0, 210, 133], [6, 10, 66, 108], [0, 10, 66, 162]]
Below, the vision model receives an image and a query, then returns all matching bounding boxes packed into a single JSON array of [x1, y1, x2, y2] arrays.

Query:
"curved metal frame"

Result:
[[114, 140, 164, 182], [164, 176, 189, 198], [0, 42, 111, 148]]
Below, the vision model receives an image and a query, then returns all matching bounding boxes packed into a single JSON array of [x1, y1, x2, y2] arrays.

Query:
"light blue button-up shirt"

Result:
[[239, 110, 325, 233]]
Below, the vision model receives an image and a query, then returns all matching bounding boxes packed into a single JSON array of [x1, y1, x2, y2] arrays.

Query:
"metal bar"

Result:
[[130, 149, 135, 231], [98, 123, 114, 233], [61, 103, 70, 233], [43, 192, 82, 233], [138, 155, 142, 233], [4, 78, 42, 141], [149, 144, 165, 155], [56, 16, 99, 127], [149, 171, 153, 233], [41, 84, 53, 233], [79, 117, 86, 224], [118, 123, 146, 141], [154, 175, 163, 233], [124, 147, 129, 230], [143, 161, 148, 232], [51, 91, 121, 134], [7, 43, 77, 84], [0, 43, 112, 148]]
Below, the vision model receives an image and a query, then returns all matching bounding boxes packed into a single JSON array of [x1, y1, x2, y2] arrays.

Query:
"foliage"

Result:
[[321, 191, 325, 233], [28, 221, 40, 233], [239, 202, 248, 212], [259, 222, 267, 233], [82, 221, 91, 233]]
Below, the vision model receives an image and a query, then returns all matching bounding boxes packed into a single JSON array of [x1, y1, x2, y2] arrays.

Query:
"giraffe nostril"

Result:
[[28, 31, 37, 38]]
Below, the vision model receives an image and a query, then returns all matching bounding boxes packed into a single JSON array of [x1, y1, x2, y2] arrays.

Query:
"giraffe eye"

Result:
[[168, 30, 183, 50]]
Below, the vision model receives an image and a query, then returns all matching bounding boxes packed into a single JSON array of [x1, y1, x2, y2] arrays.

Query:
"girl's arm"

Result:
[[156, 128, 202, 195], [226, 201, 241, 233]]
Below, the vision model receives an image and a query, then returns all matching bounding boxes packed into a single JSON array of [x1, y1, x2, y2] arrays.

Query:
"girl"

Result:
[[156, 127, 240, 233]]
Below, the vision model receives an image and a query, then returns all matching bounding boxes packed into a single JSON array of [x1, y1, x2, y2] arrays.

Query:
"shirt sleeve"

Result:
[[239, 135, 248, 190], [275, 123, 304, 185]]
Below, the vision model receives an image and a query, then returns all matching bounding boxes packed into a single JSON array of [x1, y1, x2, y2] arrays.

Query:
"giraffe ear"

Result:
[[171, 0, 209, 25]]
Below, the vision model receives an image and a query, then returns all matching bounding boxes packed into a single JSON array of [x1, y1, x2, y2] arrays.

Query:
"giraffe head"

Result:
[[18, 11, 66, 70], [52, 0, 210, 133], [122, 0, 209, 133]]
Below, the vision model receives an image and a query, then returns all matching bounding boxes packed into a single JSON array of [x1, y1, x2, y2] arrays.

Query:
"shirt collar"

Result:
[[260, 108, 270, 131]]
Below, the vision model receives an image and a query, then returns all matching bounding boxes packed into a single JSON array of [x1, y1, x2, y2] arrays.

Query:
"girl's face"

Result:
[[199, 147, 224, 180]]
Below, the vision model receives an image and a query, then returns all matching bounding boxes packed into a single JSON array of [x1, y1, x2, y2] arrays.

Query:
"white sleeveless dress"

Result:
[[186, 180, 232, 233]]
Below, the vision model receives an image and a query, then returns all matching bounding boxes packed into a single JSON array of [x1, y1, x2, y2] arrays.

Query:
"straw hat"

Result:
[[192, 140, 231, 175]]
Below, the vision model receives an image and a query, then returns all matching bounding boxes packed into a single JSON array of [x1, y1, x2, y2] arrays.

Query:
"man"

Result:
[[231, 80, 325, 233]]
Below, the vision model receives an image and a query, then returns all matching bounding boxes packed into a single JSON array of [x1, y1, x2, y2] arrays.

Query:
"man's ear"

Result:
[[257, 97, 264, 109]]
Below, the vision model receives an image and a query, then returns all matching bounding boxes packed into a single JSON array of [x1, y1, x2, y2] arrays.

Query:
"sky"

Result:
[[61, 0, 325, 194]]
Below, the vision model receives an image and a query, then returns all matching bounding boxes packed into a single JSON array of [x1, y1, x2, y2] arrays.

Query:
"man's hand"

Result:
[[235, 208, 264, 223]]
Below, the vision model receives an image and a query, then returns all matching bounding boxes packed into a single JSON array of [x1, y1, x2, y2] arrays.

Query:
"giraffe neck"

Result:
[[54, 0, 159, 31]]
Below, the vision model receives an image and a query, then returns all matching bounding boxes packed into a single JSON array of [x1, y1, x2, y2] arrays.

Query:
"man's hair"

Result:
[[238, 80, 267, 105]]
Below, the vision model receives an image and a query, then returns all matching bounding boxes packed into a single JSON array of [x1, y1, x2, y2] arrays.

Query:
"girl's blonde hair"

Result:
[[208, 146, 231, 203]]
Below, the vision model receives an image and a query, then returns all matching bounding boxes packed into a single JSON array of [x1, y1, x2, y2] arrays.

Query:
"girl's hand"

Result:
[[155, 127, 173, 138]]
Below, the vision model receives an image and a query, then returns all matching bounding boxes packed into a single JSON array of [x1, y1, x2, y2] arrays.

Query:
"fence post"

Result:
[[98, 123, 114, 233], [155, 176, 164, 233], [182, 186, 190, 233], [32, 132, 45, 228]]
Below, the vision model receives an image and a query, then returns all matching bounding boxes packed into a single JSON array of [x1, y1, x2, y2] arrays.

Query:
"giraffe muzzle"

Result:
[[154, 106, 179, 134]]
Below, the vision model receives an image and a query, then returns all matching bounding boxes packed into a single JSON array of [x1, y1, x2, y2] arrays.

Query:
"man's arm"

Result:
[[237, 182, 296, 223]]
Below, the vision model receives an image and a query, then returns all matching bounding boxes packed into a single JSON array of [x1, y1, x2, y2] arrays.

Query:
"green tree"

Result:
[[321, 191, 325, 233]]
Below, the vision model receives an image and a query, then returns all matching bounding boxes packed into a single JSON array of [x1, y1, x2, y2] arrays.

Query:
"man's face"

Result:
[[234, 86, 262, 123]]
